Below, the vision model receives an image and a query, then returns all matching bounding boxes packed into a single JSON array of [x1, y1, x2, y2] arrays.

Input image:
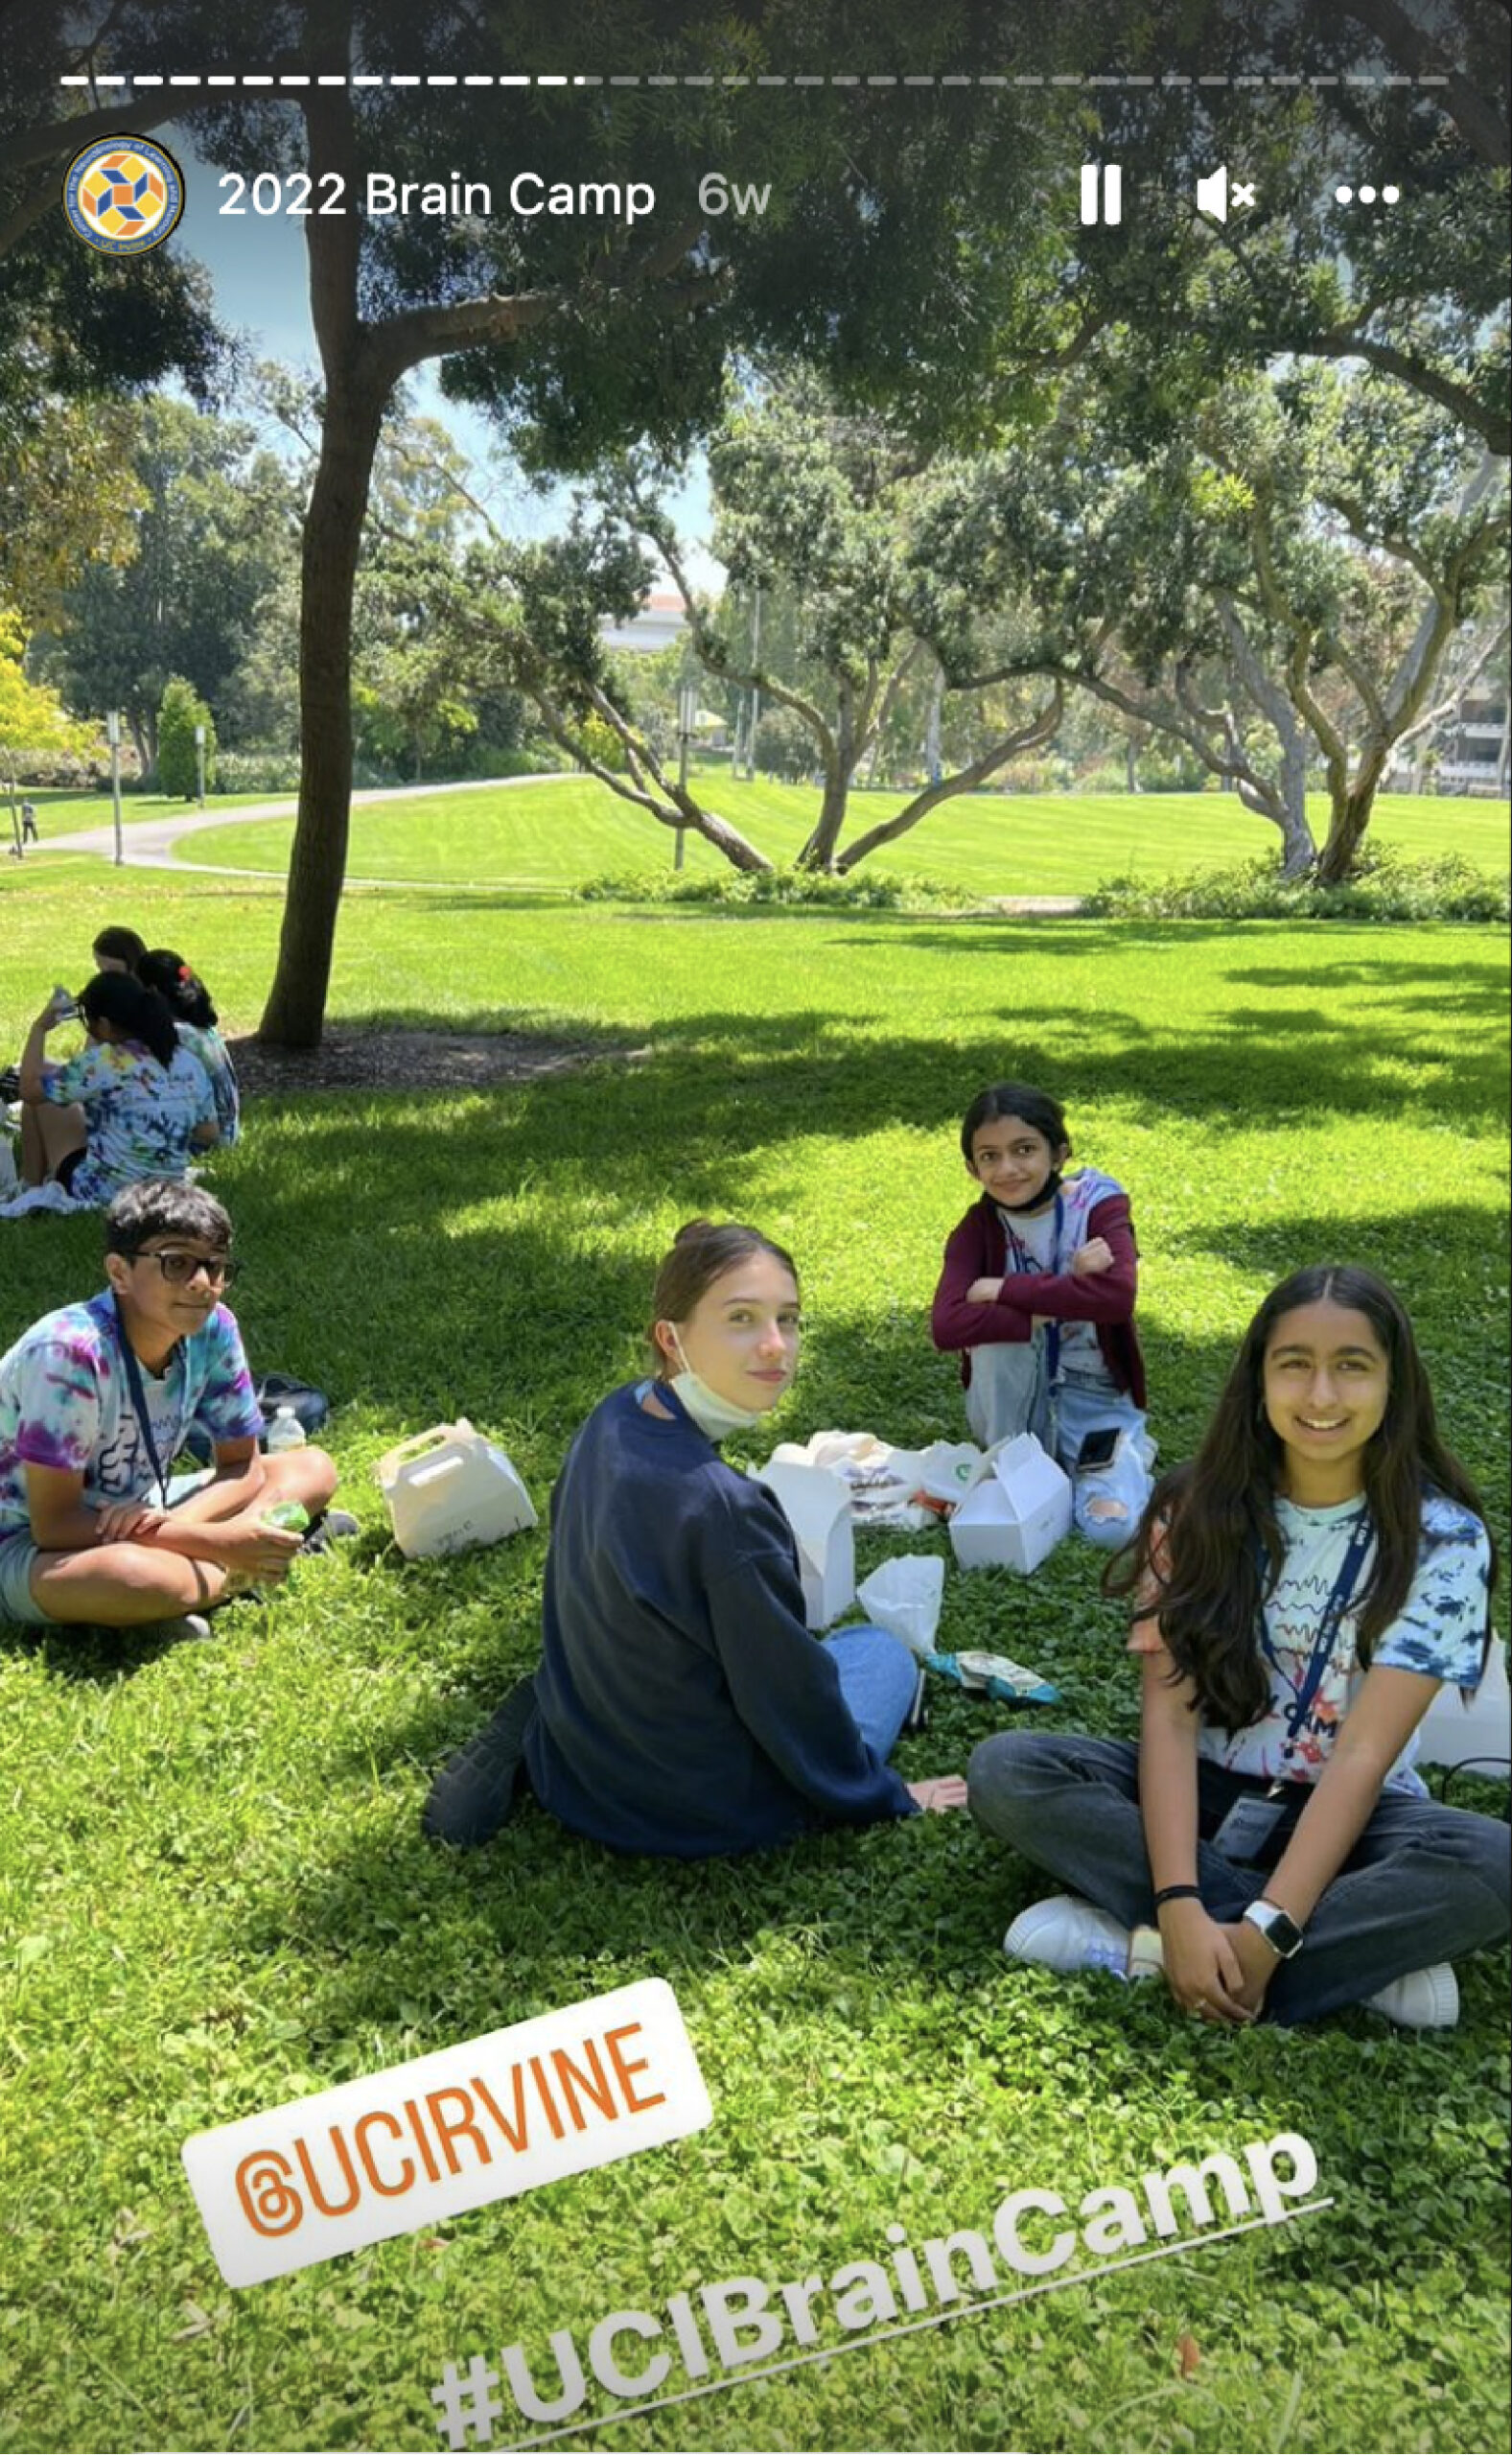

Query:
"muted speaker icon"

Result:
[[1196, 164, 1255, 221]]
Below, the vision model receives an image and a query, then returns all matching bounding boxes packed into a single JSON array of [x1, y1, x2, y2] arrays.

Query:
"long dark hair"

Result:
[[1107, 1264, 1497, 1731], [648, 1219, 800, 1376], [139, 947, 218, 1029], [79, 971, 179, 1072]]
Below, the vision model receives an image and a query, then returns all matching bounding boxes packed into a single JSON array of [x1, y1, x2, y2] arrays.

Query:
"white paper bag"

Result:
[[914, 1439, 987, 1503], [854, 1555, 945, 1656], [1415, 1641, 1510, 1776]]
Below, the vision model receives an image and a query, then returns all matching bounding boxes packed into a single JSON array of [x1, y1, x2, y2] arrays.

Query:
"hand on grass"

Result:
[[906, 1775, 970, 1812], [1158, 1899, 1253, 2024], [1070, 1238, 1115, 1277]]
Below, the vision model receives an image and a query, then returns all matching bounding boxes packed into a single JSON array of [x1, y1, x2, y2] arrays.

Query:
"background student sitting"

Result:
[[15, 972, 217, 1202], [138, 948, 241, 1150], [0, 1182, 338, 1642]]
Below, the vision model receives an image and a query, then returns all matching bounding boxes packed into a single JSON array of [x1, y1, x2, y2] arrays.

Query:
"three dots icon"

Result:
[[1336, 183, 1400, 205]]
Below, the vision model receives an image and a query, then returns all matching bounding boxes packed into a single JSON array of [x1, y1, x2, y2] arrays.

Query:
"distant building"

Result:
[[1388, 684, 1509, 797], [599, 590, 688, 654]]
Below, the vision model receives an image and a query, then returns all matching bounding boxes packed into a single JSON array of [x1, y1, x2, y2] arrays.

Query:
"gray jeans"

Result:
[[969, 1729, 1510, 2025]]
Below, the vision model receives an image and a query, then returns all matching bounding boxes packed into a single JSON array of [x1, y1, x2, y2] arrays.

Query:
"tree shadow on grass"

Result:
[[1224, 958, 1508, 1008], [254, 988, 1504, 1142], [145, 988, 1500, 1457]]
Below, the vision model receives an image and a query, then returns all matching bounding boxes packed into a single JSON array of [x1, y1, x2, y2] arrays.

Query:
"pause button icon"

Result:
[[1080, 163, 1123, 225]]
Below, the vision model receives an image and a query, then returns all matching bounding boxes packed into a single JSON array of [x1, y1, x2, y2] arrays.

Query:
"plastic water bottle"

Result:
[[266, 1406, 307, 1453], [262, 1500, 310, 1532]]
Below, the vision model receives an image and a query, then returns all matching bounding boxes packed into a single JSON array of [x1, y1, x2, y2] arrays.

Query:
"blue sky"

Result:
[[166, 123, 717, 578]]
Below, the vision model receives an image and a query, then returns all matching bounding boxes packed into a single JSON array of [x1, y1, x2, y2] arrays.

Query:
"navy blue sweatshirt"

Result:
[[523, 1383, 916, 1858]]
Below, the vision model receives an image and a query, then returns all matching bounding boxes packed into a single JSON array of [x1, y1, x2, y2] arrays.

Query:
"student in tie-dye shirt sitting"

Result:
[[15, 971, 218, 1204], [138, 948, 241, 1149], [969, 1265, 1508, 2031], [0, 1182, 338, 1641]]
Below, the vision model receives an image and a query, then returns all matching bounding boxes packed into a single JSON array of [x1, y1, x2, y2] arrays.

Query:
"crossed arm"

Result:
[[24, 1438, 303, 1579]]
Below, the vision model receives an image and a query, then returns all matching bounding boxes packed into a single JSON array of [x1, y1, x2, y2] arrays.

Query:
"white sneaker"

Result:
[[145, 1612, 214, 1643], [1005, 1893, 1134, 1977], [1361, 1964, 1459, 2030]]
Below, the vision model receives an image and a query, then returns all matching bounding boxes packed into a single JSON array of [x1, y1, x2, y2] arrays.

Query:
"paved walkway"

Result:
[[33, 772, 1083, 910], [37, 773, 559, 880]]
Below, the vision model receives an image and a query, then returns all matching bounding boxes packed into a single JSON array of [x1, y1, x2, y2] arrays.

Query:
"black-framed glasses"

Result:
[[128, 1248, 242, 1288]]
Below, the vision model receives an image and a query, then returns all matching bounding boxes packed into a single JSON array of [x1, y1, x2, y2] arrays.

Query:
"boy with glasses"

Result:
[[0, 1181, 341, 1639]]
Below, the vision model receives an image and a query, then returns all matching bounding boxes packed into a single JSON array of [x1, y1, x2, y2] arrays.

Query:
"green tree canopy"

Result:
[[155, 673, 217, 798], [39, 397, 301, 770]]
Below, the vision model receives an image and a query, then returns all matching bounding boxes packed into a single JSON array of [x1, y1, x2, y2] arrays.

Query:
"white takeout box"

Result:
[[758, 1460, 856, 1629], [1414, 1639, 1510, 1778], [947, 1432, 1072, 1576], [375, 1419, 537, 1560]]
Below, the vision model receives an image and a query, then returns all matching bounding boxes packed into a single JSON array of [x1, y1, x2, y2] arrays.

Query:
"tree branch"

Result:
[[836, 686, 1063, 870]]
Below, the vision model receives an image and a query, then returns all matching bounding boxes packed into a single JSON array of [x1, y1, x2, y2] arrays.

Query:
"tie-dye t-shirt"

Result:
[[0, 1294, 263, 1542], [175, 1022, 241, 1147], [40, 1040, 217, 1204], [1129, 1492, 1492, 1798]]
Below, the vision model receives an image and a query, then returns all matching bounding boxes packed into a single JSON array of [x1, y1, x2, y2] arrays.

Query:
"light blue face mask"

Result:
[[666, 1329, 771, 1441]]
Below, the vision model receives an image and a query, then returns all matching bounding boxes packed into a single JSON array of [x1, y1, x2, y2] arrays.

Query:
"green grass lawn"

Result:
[[0, 869, 1508, 2454], [163, 779, 1511, 898], [8, 788, 293, 837]]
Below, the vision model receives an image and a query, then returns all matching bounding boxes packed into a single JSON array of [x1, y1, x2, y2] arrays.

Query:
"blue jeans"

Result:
[[969, 1729, 1511, 2024], [825, 1624, 919, 1758], [965, 1346, 1152, 1550]]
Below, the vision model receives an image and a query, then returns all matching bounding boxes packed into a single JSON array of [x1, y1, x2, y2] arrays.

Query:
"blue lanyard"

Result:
[[1001, 1194, 1065, 1389], [1258, 1508, 1374, 1752], [113, 1297, 174, 1508]]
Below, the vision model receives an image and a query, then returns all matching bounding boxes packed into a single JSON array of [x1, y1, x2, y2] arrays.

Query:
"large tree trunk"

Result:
[[258, 379, 384, 1045], [797, 694, 857, 869], [1315, 751, 1386, 884], [1235, 726, 1314, 877], [797, 763, 850, 870]]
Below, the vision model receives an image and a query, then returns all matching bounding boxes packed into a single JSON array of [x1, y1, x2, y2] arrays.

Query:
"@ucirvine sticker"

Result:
[[64, 135, 185, 255]]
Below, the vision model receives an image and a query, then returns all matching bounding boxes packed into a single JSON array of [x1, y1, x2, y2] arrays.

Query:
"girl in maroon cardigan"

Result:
[[932, 1082, 1153, 1548]]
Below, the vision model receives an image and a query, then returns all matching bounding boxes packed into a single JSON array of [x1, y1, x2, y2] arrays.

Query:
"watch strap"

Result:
[[1243, 1898, 1305, 1958]]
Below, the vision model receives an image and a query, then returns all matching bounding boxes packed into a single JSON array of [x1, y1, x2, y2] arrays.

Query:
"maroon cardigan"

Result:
[[930, 1187, 1148, 1408]]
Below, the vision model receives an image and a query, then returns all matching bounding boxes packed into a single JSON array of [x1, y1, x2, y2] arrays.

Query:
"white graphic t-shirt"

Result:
[[1130, 1492, 1492, 1798]]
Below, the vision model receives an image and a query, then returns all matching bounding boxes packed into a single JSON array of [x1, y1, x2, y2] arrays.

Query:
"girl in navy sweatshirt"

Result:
[[426, 1221, 966, 1856]]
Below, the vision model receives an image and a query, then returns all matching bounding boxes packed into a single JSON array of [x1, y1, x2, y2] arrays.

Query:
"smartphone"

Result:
[[1076, 1425, 1122, 1471]]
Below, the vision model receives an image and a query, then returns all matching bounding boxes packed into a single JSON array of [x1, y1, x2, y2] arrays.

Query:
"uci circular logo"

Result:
[[63, 135, 185, 255]]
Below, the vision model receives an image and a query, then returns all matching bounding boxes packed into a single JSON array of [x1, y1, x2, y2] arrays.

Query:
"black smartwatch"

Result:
[[1243, 1899, 1305, 1959]]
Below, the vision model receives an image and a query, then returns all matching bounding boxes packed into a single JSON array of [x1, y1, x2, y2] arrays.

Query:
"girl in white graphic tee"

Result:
[[968, 1264, 1506, 2028]]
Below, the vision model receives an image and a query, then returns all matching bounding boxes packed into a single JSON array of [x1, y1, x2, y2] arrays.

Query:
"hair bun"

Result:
[[674, 1218, 718, 1244]]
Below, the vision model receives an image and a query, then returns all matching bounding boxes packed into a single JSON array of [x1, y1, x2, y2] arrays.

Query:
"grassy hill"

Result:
[[166, 777, 1510, 897]]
